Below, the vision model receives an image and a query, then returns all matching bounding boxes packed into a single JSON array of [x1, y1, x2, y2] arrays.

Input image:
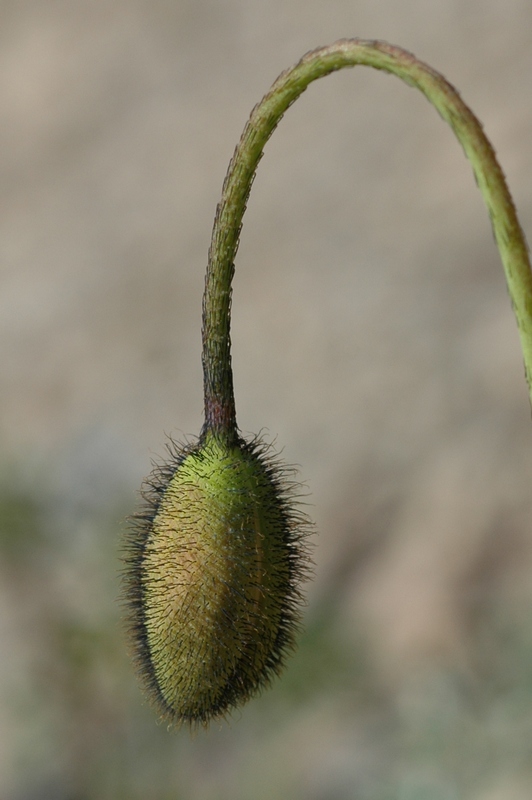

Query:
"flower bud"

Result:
[[123, 433, 311, 726]]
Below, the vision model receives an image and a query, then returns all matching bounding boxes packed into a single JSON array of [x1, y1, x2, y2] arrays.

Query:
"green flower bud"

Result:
[[123, 433, 311, 727]]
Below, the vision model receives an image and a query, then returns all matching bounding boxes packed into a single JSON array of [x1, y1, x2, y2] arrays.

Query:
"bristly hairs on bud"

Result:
[[121, 39, 532, 729], [123, 431, 312, 728]]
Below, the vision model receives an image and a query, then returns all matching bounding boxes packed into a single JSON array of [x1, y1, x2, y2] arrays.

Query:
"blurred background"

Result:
[[2, 1, 532, 798]]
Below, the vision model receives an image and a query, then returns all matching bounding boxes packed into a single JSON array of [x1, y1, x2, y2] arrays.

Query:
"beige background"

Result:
[[1, 2, 532, 798]]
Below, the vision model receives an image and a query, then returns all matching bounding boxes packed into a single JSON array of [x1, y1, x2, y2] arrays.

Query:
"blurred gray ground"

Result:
[[2, 1, 532, 798]]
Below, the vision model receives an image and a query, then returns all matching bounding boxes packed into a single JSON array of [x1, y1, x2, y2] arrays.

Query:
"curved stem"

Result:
[[201, 38, 532, 437]]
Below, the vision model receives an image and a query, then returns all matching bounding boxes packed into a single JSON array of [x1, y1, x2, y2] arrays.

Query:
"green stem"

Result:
[[201, 38, 532, 436]]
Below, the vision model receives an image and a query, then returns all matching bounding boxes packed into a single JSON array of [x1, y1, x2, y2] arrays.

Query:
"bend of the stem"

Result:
[[201, 38, 532, 435]]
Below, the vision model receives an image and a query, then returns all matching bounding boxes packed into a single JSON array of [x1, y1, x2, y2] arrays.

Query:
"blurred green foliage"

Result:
[[0, 486, 43, 564]]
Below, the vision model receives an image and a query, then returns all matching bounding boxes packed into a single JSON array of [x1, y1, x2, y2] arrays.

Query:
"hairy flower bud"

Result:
[[123, 433, 311, 726]]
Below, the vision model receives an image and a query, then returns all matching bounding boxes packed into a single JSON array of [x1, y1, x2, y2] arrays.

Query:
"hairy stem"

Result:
[[201, 38, 532, 435]]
